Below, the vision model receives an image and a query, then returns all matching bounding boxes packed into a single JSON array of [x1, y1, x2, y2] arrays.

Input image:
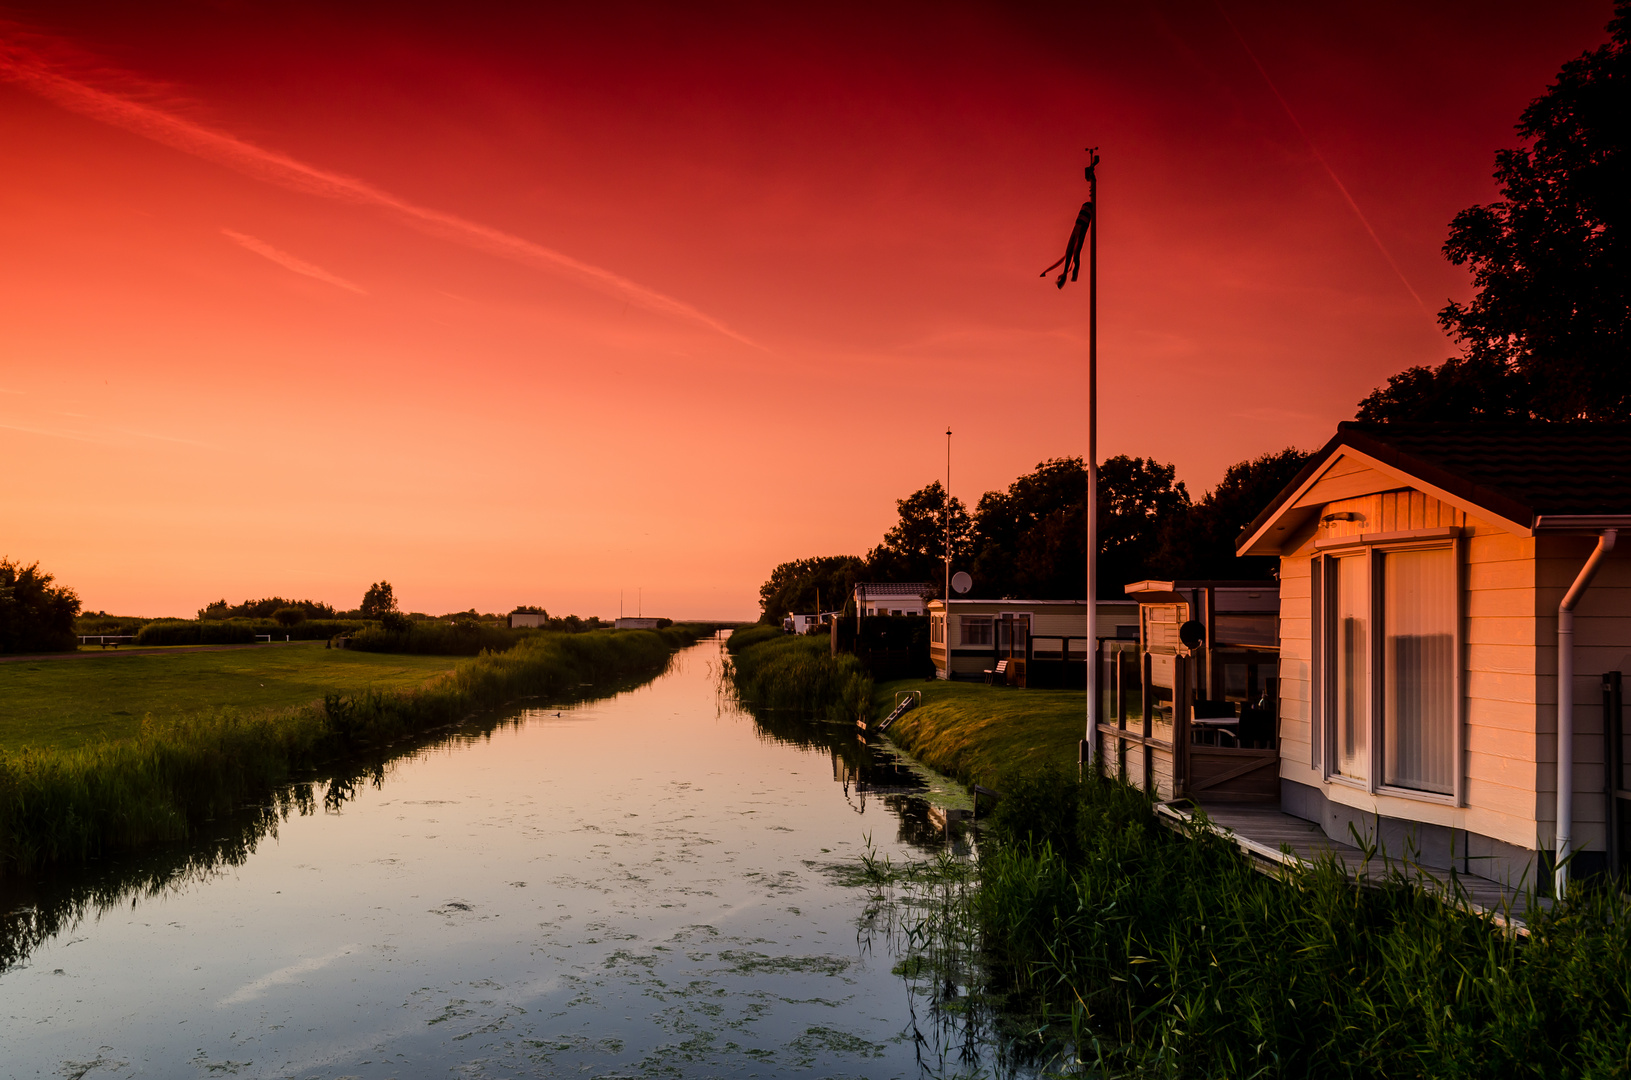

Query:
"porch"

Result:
[[1157, 800, 1550, 930]]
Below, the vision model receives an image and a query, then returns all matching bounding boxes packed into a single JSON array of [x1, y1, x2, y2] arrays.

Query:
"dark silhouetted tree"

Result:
[[360, 581, 397, 618], [758, 555, 868, 624], [0, 558, 81, 653], [1156, 448, 1312, 579], [865, 481, 973, 585], [970, 456, 1189, 599], [1360, 4, 1629, 421]]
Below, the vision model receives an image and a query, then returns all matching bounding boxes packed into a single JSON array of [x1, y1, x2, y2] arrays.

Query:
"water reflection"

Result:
[[0, 666, 667, 974], [0, 637, 1031, 1078]]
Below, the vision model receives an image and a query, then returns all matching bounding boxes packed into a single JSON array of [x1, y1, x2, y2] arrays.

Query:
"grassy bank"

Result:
[[0, 644, 457, 752], [872, 677, 1085, 785], [0, 627, 702, 877], [725, 629, 872, 723], [958, 771, 1631, 1077]]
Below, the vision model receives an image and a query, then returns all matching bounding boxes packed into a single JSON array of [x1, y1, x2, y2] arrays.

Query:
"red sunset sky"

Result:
[[0, 1, 1614, 620]]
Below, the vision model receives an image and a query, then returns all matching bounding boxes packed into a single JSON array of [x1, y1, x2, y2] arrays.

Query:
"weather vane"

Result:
[[1040, 147, 1099, 289]]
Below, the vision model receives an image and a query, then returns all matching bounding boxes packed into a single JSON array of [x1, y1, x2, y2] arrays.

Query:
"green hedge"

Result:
[[345, 622, 526, 656], [133, 619, 365, 647]]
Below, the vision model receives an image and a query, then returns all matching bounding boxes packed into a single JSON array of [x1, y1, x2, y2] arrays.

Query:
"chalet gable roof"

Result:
[[1237, 422, 1631, 556]]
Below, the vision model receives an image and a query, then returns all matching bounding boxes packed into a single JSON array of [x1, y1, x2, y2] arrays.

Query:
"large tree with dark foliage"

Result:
[[969, 456, 1190, 599], [1154, 448, 1311, 580], [0, 558, 81, 653], [757, 555, 868, 624], [864, 481, 973, 585], [1360, 3, 1629, 421], [360, 581, 398, 618]]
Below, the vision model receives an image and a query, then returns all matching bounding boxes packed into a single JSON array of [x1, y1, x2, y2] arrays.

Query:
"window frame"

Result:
[[1314, 530, 1465, 807]]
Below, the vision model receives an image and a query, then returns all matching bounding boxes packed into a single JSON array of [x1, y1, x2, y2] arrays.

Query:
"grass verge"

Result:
[[0, 627, 702, 878], [871, 677, 1085, 786], [0, 643, 458, 752]]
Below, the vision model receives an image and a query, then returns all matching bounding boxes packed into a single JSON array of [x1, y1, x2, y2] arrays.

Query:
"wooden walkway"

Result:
[[1158, 802, 1550, 931]]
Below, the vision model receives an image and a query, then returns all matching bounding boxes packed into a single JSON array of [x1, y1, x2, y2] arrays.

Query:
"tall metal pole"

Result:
[[945, 427, 953, 602], [1084, 155, 1099, 775]]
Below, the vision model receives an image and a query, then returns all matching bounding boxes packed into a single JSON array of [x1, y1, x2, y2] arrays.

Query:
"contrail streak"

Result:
[[222, 229, 368, 294], [1215, 6, 1435, 321], [0, 31, 759, 347]]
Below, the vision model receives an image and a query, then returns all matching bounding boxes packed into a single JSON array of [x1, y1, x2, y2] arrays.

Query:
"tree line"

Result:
[[757, 447, 1310, 621]]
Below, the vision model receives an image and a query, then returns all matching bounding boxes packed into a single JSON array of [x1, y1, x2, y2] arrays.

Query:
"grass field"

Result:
[[873, 678, 1087, 786], [0, 643, 456, 752]]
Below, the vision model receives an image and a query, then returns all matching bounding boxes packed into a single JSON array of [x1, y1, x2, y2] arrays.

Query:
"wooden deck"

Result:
[[1158, 802, 1550, 931]]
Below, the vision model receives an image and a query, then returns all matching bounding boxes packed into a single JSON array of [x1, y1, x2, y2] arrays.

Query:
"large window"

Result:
[[1320, 543, 1458, 798], [961, 616, 992, 647], [1382, 548, 1455, 794], [1332, 554, 1369, 781]]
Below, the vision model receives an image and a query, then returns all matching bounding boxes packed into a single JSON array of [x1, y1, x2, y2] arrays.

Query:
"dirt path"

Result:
[[0, 641, 302, 664]]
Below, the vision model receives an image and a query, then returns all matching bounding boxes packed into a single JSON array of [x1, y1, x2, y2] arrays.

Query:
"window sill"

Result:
[[1375, 783, 1457, 807], [1325, 772, 1368, 791]]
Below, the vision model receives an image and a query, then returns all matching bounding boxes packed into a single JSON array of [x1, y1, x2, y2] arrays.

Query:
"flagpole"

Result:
[[945, 427, 953, 603], [1084, 152, 1098, 776]]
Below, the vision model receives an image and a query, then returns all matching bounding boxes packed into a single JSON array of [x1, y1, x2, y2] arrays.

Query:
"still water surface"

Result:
[[1, 637, 996, 1078]]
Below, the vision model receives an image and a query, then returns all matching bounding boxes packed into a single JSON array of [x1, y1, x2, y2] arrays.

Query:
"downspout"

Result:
[[1556, 528, 1618, 899]]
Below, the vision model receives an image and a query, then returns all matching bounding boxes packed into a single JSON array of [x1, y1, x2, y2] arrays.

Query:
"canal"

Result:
[[0, 636, 1009, 1078]]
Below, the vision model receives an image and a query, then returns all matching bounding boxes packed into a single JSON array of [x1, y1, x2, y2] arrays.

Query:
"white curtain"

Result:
[[1383, 548, 1455, 793], [1333, 555, 1369, 780]]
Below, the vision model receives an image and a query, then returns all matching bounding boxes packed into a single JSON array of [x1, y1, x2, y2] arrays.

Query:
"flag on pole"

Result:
[[1040, 199, 1094, 289]]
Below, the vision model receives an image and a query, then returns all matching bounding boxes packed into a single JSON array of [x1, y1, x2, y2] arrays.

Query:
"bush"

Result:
[[135, 620, 257, 647], [0, 559, 80, 653], [272, 607, 305, 628], [378, 611, 412, 633]]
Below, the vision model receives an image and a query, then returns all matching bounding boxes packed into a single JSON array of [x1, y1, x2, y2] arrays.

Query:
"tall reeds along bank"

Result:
[[972, 771, 1631, 1078], [0, 628, 700, 879], [726, 630, 872, 723]]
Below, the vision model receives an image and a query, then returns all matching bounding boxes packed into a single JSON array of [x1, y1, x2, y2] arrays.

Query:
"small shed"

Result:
[[510, 611, 545, 629], [853, 582, 933, 619], [614, 617, 663, 630]]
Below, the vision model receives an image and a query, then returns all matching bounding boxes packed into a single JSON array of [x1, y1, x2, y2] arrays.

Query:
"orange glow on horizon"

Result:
[[0, 2, 1611, 619]]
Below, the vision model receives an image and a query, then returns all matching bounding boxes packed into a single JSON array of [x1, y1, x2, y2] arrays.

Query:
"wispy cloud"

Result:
[[0, 29, 759, 347], [1216, 4, 1436, 324], [221, 229, 367, 294]]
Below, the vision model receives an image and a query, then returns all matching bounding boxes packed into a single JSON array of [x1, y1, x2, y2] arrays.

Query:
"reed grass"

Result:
[[0, 627, 699, 878], [725, 631, 872, 723], [969, 771, 1631, 1078]]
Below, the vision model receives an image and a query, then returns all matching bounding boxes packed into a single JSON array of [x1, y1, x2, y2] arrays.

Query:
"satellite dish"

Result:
[[1179, 620, 1206, 650], [951, 572, 973, 595]]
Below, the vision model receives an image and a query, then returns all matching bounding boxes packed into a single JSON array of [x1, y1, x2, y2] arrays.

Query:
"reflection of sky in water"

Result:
[[0, 640, 989, 1077]]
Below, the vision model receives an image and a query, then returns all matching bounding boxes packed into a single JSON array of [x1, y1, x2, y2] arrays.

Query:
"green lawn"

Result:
[[873, 678, 1089, 786], [0, 643, 457, 751]]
